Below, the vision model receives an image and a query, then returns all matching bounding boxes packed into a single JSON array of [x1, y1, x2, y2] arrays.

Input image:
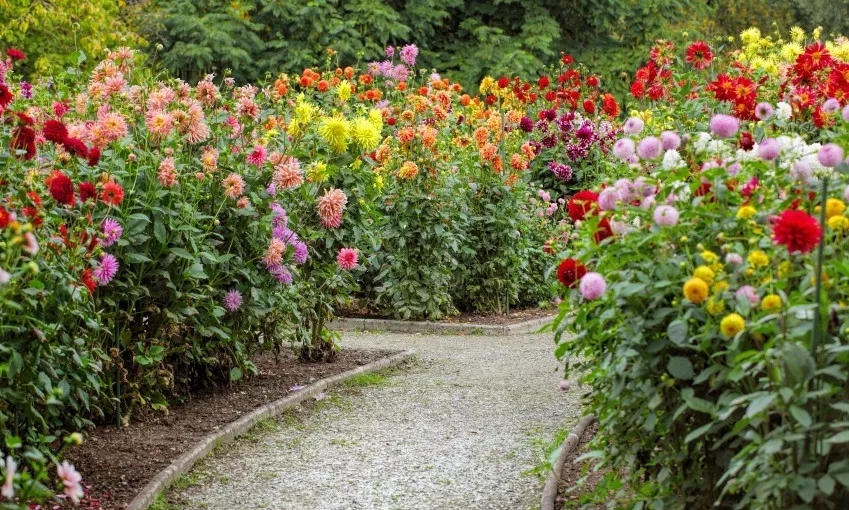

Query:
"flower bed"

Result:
[[553, 29, 849, 508]]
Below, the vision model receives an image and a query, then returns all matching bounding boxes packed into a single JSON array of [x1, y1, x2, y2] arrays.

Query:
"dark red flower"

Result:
[[685, 41, 713, 70], [46, 170, 75, 206], [43, 119, 69, 144], [15, 112, 33, 126], [538, 76, 550, 88], [586, 75, 599, 87], [87, 147, 101, 167], [52, 101, 70, 118], [594, 217, 614, 244], [100, 181, 124, 206], [26, 191, 43, 209], [0, 83, 15, 109], [81, 268, 97, 294], [561, 54, 573, 65], [567, 190, 599, 222], [557, 258, 587, 287], [0, 206, 10, 229], [22, 206, 42, 228], [485, 95, 497, 105], [772, 209, 822, 254], [630, 80, 646, 99], [6, 48, 25, 61], [738, 131, 754, 151], [10, 125, 36, 160], [695, 181, 712, 197], [497, 77, 510, 89], [582, 99, 595, 114], [78, 182, 97, 202], [0, 83, 13, 109], [61, 137, 89, 158]]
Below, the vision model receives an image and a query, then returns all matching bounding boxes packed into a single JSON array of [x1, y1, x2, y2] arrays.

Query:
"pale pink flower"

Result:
[[223, 173, 245, 199], [264, 238, 287, 266], [316, 188, 347, 225], [2, 455, 16, 500], [145, 110, 173, 138], [158, 157, 178, 187], [273, 156, 304, 190], [201, 146, 218, 172], [56, 461, 83, 503]]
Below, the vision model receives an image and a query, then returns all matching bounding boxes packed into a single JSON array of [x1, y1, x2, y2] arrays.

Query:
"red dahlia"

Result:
[[61, 137, 89, 158], [81, 268, 97, 294], [594, 217, 614, 244], [738, 131, 754, 151], [100, 180, 124, 206], [497, 77, 509, 88], [10, 125, 36, 160], [602, 93, 620, 118], [685, 41, 713, 70], [556, 258, 587, 288], [567, 190, 599, 222], [6, 48, 25, 61], [87, 147, 101, 167], [583, 99, 595, 114], [0, 206, 10, 229], [586, 75, 599, 87], [78, 182, 97, 202], [43, 119, 69, 144], [0, 83, 13, 109], [46, 170, 75, 206], [538, 76, 550, 88], [772, 209, 822, 254]]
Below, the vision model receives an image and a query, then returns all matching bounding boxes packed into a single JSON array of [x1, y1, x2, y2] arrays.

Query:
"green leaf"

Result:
[[782, 342, 816, 384], [826, 431, 849, 444], [230, 367, 243, 381], [819, 475, 836, 496], [171, 247, 195, 260], [667, 320, 688, 345], [154, 221, 167, 244], [124, 252, 153, 264], [746, 394, 776, 418], [667, 356, 694, 380], [187, 263, 208, 279], [684, 423, 712, 443], [790, 406, 812, 428]]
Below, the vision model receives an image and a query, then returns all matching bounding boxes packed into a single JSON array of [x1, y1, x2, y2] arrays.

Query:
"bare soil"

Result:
[[555, 421, 606, 509], [340, 303, 556, 326]]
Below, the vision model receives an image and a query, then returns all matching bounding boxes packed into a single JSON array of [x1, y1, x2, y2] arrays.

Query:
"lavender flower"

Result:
[[399, 44, 418, 67], [293, 241, 308, 264], [269, 264, 293, 285], [385, 46, 395, 58], [92, 253, 119, 285], [100, 218, 123, 247], [223, 289, 243, 312], [19, 81, 33, 99]]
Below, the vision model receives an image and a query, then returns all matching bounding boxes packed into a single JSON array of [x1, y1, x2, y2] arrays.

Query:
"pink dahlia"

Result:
[[92, 253, 119, 285], [100, 218, 123, 247], [223, 289, 243, 312], [579, 272, 606, 300], [223, 173, 245, 199], [337, 248, 359, 270], [317, 188, 347, 226], [57, 461, 83, 503]]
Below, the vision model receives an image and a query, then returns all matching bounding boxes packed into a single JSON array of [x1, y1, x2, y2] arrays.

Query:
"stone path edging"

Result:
[[330, 315, 554, 336], [124, 349, 416, 510], [540, 414, 597, 510]]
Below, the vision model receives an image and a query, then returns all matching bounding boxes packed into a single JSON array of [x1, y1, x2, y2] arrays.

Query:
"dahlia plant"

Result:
[[552, 31, 849, 508]]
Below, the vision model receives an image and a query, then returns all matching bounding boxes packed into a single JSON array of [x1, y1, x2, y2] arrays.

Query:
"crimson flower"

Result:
[[686, 41, 713, 70], [739, 131, 754, 151], [594, 217, 614, 244], [87, 147, 101, 167], [81, 268, 97, 294], [0, 206, 10, 229], [78, 182, 97, 202], [497, 77, 509, 88], [0, 83, 13, 109], [538, 76, 550, 88], [46, 171, 75, 206], [6, 48, 25, 61], [43, 119, 69, 144], [100, 181, 124, 206], [10, 125, 36, 160], [772, 209, 822, 254], [557, 258, 587, 288], [61, 137, 89, 158], [567, 190, 599, 222]]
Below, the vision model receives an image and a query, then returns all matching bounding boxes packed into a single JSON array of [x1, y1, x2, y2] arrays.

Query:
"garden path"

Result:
[[174, 331, 581, 510]]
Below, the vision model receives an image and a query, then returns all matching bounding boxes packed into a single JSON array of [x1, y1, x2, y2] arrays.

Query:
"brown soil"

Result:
[[555, 421, 606, 510], [340, 303, 556, 326], [62, 348, 394, 510]]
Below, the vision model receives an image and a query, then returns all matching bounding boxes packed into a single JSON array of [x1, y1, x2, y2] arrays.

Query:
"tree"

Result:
[[0, 0, 144, 77]]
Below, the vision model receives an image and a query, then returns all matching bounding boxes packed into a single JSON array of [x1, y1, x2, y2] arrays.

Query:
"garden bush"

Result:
[[553, 30, 849, 509]]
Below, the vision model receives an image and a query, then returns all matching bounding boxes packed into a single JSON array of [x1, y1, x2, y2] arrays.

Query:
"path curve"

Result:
[[175, 331, 581, 510]]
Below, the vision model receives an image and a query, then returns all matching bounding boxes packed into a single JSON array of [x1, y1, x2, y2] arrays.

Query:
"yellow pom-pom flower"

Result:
[[712, 280, 729, 294], [826, 198, 846, 219], [762, 294, 782, 312], [828, 215, 849, 231], [683, 278, 709, 304], [307, 161, 329, 184], [720, 313, 746, 337], [706, 296, 725, 316], [693, 266, 715, 285], [737, 205, 757, 220], [318, 115, 351, 153], [747, 250, 769, 268]]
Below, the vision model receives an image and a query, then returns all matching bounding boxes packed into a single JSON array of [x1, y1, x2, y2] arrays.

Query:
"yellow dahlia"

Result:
[[720, 313, 745, 337], [318, 115, 350, 153]]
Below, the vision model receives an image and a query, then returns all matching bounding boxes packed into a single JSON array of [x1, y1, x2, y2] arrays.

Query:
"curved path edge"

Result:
[[125, 349, 417, 510], [540, 414, 597, 510], [330, 316, 554, 336]]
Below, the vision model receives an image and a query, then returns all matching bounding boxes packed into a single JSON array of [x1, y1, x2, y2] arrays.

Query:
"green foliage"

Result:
[[0, 0, 145, 78]]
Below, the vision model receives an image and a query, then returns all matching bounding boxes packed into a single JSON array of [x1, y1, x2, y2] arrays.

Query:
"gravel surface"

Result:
[[174, 331, 583, 510]]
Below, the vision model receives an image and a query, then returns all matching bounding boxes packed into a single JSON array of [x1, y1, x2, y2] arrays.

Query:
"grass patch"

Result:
[[342, 371, 390, 388]]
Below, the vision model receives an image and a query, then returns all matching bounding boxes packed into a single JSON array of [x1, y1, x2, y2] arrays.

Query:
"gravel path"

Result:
[[174, 331, 582, 510]]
